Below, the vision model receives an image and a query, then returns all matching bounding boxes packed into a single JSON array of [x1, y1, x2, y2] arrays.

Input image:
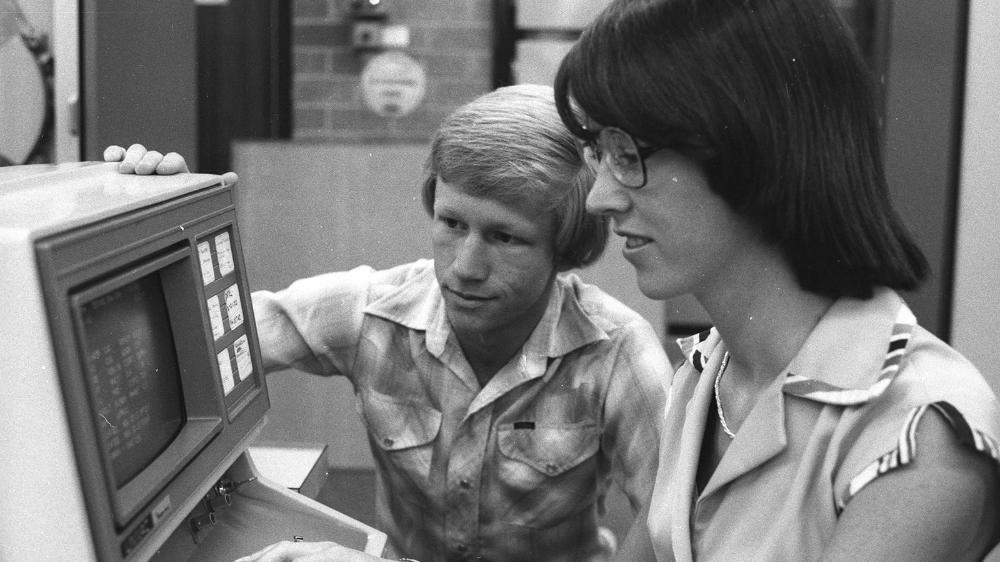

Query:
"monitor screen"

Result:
[[79, 271, 186, 488]]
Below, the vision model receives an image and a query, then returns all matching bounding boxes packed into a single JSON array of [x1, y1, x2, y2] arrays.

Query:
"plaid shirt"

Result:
[[252, 259, 669, 561]]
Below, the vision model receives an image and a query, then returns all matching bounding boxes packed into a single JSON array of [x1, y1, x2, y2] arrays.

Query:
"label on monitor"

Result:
[[217, 348, 236, 395], [207, 295, 225, 340], [197, 241, 216, 285], [215, 232, 235, 276], [223, 284, 244, 330], [234, 334, 253, 380]]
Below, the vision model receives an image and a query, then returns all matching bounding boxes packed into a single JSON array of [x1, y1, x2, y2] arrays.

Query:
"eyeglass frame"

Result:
[[579, 126, 665, 189]]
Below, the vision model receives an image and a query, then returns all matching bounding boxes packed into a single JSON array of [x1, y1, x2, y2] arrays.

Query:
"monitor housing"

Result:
[[0, 163, 266, 560], [48, 181, 268, 560], [0, 163, 385, 561]]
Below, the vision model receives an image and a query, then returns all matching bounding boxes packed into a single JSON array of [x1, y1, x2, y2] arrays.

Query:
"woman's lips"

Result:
[[624, 235, 653, 249], [615, 228, 653, 250]]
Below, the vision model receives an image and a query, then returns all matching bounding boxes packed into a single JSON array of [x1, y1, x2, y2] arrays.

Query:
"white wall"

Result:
[[952, 0, 1000, 397]]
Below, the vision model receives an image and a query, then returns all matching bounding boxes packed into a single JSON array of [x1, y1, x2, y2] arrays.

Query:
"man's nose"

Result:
[[451, 234, 488, 280]]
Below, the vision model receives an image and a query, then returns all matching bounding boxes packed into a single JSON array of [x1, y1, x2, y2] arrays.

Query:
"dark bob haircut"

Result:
[[423, 84, 607, 271], [554, 0, 928, 298]]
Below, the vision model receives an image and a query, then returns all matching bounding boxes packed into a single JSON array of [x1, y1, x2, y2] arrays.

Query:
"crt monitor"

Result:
[[1, 163, 268, 560], [0, 162, 385, 561]]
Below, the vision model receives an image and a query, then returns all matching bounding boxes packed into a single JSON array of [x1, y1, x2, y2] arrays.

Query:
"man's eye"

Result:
[[441, 217, 460, 229], [492, 232, 515, 244]]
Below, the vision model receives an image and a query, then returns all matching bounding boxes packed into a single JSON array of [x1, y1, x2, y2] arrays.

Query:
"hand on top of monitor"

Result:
[[104, 143, 239, 186], [104, 143, 189, 175]]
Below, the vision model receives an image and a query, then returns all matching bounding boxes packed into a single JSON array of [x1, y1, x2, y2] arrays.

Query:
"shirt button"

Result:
[[456, 544, 468, 553], [459, 479, 471, 489], [382, 437, 394, 447]]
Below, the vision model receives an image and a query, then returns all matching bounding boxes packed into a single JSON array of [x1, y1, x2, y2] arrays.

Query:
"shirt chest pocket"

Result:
[[359, 390, 442, 481], [496, 422, 602, 527], [498, 422, 600, 477]]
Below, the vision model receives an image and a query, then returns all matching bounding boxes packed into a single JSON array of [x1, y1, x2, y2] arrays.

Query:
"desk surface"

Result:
[[248, 441, 329, 499]]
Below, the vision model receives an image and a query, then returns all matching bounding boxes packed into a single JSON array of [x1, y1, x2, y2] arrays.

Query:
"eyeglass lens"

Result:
[[582, 128, 646, 188]]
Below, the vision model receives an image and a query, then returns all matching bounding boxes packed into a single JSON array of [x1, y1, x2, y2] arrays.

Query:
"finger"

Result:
[[233, 540, 287, 562], [135, 151, 164, 175], [103, 145, 126, 162], [155, 152, 190, 175], [118, 143, 148, 174], [243, 541, 362, 562], [298, 551, 353, 562], [298, 544, 377, 562], [221, 171, 239, 186], [233, 539, 332, 562]]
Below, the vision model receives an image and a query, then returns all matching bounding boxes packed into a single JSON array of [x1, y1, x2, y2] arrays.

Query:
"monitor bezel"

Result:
[[69, 246, 223, 526]]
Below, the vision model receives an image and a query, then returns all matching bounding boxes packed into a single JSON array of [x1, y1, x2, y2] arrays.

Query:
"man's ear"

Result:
[[421, 175, 438, 217]]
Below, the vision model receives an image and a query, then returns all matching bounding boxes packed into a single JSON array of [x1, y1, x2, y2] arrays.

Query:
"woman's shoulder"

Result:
[[832, 324, 1000, 511], [897, 324, 1000, 433]]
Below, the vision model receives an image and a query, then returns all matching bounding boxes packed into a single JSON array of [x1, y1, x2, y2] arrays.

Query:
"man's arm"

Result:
[[252, 289, 334, 375], [603, 319, 672, 560], [251, 269, 377, 378], [613, 502, 658, 561]]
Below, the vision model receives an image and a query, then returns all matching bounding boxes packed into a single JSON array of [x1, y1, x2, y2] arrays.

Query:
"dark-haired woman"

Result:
[[554, 0, 1000, 559]]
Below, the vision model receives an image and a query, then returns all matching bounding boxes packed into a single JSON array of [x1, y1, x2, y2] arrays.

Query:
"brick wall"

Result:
[[292, 0, 494, 141]]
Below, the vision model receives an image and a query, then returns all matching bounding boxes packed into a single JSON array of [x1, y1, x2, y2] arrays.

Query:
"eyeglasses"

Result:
[[580, 127, 664, 189]]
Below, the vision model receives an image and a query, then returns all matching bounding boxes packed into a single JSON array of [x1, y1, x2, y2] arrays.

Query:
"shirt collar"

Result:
[[676, 288, 916, 406], [363, 265, 609, 362], [524, 273, 611, 361]]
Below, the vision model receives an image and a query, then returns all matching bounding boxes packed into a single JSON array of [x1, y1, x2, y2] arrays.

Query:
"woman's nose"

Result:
[[586, 166, 631, 216]]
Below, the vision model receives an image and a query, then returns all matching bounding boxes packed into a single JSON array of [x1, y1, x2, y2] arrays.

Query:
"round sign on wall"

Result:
[[359, 51, 427, 117]]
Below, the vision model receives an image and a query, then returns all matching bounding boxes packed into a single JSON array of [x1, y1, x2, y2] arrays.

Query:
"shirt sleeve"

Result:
[[250, 264, 379, 379], [601, 318, 672, 517], [831, 343, 1000, 511]]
